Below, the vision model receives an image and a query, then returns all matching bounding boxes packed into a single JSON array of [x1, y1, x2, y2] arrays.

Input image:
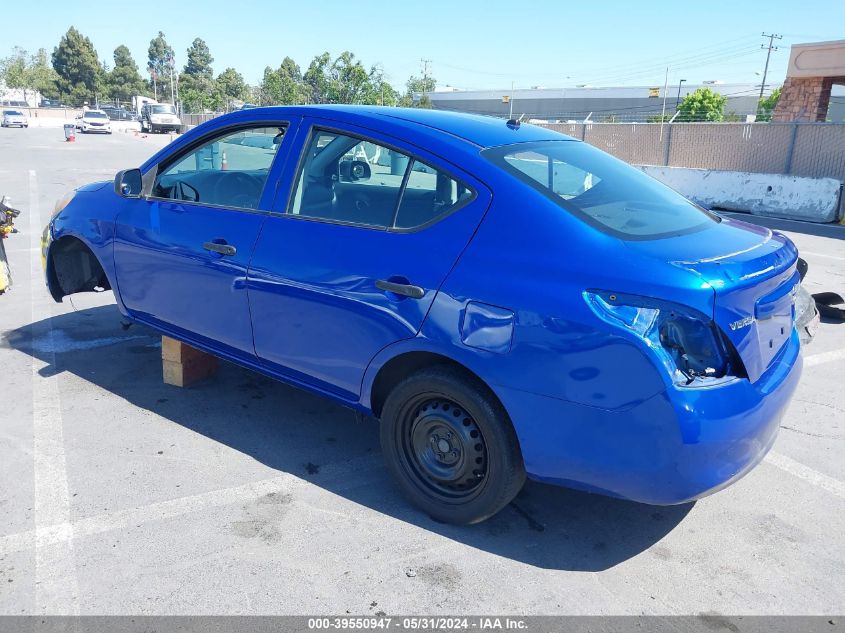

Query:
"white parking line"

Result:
[[804, 348, 845, 367], [28, 169, 80, 615], [800, 251, 845, 262], [765, 451, 845, 500], [0, 454, 383, 558]]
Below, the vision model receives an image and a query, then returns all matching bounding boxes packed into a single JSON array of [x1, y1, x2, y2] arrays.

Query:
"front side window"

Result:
[[484, 141, 717, 239], [289, 129, 472, 230], [152, 125, 285, 210]]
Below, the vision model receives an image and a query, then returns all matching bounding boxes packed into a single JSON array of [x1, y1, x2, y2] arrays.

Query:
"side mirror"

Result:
[[114, 168, 143, 198]]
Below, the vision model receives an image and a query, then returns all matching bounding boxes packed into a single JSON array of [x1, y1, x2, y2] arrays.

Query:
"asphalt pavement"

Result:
[[1, 126, 844, 615]]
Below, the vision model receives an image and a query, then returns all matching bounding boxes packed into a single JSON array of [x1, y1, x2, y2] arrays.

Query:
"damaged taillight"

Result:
[[584, 290, 744, 385]]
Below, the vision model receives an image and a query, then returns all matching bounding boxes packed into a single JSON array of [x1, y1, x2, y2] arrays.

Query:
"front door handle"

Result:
[[375, 279, 425, 299], [203, 241, 236, 256]]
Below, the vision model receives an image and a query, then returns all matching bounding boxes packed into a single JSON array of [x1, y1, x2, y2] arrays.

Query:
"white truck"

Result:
[[133, 96, 182, 134]]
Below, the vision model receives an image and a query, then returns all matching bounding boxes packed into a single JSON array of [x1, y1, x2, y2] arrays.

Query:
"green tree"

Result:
[[300, 51, 395, 105], [0, 47, 27, 94], [676, 87, 727, 122], [52, 27, 101, 104], [179, 86, 213, 113], [184, 38, 213, 79], [259, 57, 304, 105], [0, 47, 58, 103], [757, 87, 781, 122], [30, 49, 60, 99], [216, 67, 248, 110], [303, 52, 332, 104], [107, 45, 147, 102], [178, 38, 218, 111], [147, 31, 175, 101], [372, 73, 399, 106], [399, 74, 436, 107], [325, 51, 374, 103]]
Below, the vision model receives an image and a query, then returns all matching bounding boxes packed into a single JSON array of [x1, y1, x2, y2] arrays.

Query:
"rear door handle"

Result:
[[375, 279, 425, 299], [203, 241, 237, 256]]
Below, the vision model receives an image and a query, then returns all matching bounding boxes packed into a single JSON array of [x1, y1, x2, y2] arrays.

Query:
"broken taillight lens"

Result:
[[584, 290, 740, 385]]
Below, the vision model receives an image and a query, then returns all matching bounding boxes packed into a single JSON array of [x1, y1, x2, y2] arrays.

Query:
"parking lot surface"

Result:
[[1, 126, 844, 615]]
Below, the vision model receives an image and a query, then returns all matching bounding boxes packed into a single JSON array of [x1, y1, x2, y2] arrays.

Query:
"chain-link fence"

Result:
[[540, 122, 845, 183]]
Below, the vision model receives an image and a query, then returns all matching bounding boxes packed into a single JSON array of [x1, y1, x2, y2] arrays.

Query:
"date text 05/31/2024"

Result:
[[307, 617, 528, 630]]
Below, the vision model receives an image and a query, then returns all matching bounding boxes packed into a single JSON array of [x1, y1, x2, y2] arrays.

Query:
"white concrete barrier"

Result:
[[13, 118, 141, 133], [638, 165, 843, 223]]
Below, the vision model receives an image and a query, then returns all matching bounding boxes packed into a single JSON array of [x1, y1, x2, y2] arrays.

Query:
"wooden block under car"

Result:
[[161, 336, 218, 387]]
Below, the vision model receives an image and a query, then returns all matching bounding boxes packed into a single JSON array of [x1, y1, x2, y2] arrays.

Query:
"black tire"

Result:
[[380, 365, 525, 524]]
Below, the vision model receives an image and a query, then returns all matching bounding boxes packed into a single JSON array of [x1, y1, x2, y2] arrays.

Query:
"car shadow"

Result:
[[4, 303, 693, 571]]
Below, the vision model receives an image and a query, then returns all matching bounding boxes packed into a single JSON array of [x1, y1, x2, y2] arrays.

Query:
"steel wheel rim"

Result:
[[398, 396, 489, 501]]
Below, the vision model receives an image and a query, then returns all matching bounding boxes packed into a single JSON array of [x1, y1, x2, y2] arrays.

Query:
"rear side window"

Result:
[[395, 162, 472, 229], [484, 141, 717, 240], [288, 129, 473, 230]]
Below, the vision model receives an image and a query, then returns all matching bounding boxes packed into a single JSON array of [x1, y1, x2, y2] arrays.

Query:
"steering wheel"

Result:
[[212, 171, 260, 209]]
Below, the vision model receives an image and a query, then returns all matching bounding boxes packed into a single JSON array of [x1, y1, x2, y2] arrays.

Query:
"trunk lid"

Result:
[[626, 216, 800, 382]]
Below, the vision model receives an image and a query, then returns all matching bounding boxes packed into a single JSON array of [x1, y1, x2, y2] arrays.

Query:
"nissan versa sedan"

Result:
[[42, 106, 803, 524]]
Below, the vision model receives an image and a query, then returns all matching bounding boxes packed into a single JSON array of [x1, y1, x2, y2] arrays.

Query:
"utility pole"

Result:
[[758, 33, 782, 109], [420, 59, 432, 92]]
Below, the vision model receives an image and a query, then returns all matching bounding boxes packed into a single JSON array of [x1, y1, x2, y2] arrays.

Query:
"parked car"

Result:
[[101, 107, 138, 122], [42, 106, 805, 524], [1, 110, 28, 128], [75, 110, 112, 134], [39, 98, 67, 108], [140, 103, 181, 133]]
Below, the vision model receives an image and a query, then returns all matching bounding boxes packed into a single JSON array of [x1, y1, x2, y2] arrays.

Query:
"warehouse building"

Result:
[[425, 82, 845, 122]]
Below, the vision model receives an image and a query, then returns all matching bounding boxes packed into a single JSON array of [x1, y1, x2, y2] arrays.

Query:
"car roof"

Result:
[[244, 105, 574, 149]]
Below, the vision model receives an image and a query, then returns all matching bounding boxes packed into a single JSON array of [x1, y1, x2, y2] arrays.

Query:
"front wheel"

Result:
[[380, 366, 525, 524]]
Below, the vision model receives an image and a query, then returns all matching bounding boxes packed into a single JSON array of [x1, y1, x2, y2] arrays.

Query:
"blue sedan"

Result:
[[43, 106, 802, 524]]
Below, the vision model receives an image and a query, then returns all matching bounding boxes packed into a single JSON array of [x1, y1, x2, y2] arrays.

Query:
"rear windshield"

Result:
[[483, 141, 717, 240], [5, 111, 23, 116]]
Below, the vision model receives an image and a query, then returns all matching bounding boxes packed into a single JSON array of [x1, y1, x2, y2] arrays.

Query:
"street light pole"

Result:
[[509, 81, 514, 119], [168, 55, 175, 105], [676, 79, 686, 110]]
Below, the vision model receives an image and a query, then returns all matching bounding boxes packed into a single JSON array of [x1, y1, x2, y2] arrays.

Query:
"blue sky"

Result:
[[6, 0, 844, 90]]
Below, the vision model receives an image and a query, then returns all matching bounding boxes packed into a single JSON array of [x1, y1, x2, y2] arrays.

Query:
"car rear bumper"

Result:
[[496, 328, 802, 505]]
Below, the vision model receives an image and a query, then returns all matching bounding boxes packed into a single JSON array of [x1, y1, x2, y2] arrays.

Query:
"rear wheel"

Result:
[[380, 366, 525, 524]]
